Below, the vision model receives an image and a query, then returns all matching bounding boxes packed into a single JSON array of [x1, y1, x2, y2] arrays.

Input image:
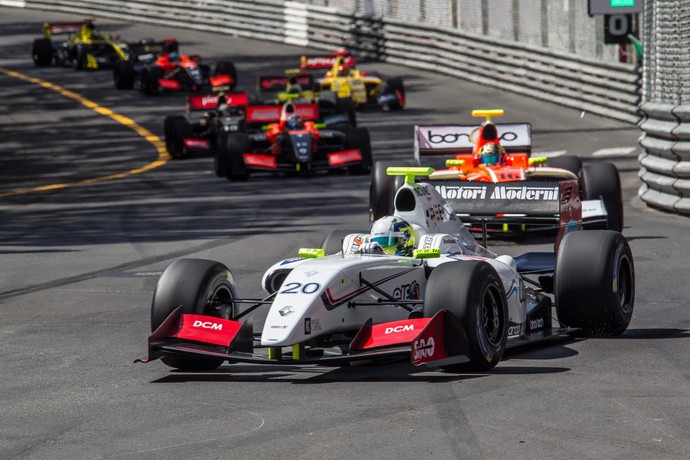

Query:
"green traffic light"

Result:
[[611, 0, 634, 6]]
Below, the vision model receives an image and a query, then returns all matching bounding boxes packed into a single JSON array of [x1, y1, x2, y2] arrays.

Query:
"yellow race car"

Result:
[[298, 50, 405, 111], [31, 19, 170, 70]]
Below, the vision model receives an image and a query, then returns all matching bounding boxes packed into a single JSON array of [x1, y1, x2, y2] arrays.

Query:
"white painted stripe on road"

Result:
[[592, 146, 637, 157]]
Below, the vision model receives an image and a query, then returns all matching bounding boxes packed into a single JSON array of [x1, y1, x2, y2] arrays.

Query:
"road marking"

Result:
[[0, 68, 169, 198], [592, 146, 637, 157]]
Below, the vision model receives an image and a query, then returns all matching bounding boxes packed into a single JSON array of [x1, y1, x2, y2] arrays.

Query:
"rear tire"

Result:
[[152, 258, 238, 371], [423, 261, 508, 371], [385, 77, 405, 110], [141, 65, 163, 94], [213, 60, 237, 87], [163, 115, 192, 159], [548, 155, 582, 176], [581, 163, 623, 232], [72, 44, 87, 70], [31, 38, 53, 66], [219, 132, 249, 181], [113, 60, 135, 89], [369, 160, 411, 222], [336, 97, 357, 126], [345, 127, 372, 175], [555, 230, 635, 336]]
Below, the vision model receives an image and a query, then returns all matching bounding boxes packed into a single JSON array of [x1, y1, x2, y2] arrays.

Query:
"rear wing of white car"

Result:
[[414, 123, 532, 163]]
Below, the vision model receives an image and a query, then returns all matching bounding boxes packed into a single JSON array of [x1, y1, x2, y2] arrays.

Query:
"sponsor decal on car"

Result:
[[507, 323, 522, 337], [304, 317, 321, 334], [529, 317, 545, 330], [279, 306, 295, 317], [412, 337, 435, 360], [193, 320, 223, 330], [437, 185, 559, 201], [385, 324, 415, 334], [393, 280, 420, 300]]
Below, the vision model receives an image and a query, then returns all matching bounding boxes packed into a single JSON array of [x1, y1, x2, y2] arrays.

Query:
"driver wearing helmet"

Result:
[[337, 62, 351, 77], [478, 142, 505, 166], [359, 216, 415, 256], [285, 113, 304, 130]]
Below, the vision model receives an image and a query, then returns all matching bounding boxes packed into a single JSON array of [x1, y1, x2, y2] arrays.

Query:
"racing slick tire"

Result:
[[163, 115, 192, 159], [385, 77, 405, 110], [345, 127, 372, 175], [213, 61, 238, 87], [219, 132, 249, 181], [152, 258, 239, 371], [141, 65, 163, 94], [31, 38, 53, 66], [72, 44, 87, 70], [423, 261, 509, 372], [321, 229, 365, 255], [581, 162, 624, 232], [555, 230, 635, 336], [548, 155, 582, 176], [213, 132, 231, 177], [369, 160, 414, 222], [336, 98, 357, 126], [113, 60, 135, 89]]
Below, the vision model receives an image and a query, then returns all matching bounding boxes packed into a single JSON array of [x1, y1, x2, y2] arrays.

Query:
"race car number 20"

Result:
[[280, 282, 321, 294]]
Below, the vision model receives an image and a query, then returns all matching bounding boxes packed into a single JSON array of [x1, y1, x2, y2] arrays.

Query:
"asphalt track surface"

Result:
[[1, 7, 690, 460]]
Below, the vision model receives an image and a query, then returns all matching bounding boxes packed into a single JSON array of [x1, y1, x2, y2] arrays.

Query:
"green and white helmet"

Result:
[[370, 216, 415, 256]]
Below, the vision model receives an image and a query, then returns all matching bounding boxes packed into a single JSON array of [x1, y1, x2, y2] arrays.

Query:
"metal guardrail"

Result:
[[12, 0, 641, 124]]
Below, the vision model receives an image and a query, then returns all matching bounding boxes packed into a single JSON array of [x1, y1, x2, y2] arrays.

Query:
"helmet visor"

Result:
[[480, 154, 498, 165], [371, 232, 405, 248]]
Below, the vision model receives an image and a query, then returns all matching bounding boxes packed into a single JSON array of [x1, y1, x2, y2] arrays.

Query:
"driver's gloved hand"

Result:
[[358, 242, 385, 255]]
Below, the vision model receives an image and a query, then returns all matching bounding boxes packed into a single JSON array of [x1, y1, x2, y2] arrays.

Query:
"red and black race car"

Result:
[[113, 42, 237, 94], [163, 91, 251, 161], [215, 101, 372, 180]]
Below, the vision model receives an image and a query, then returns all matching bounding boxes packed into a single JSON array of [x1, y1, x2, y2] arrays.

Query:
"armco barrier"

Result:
[[638, 103, 690, 214], [8, 0, 641, 124]]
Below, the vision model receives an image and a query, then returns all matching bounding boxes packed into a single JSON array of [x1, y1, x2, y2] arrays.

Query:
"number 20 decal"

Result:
[[280, 282, 321, 294]]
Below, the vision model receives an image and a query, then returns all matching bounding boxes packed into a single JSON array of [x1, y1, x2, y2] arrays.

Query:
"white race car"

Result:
[[138, 167, 635, 372]]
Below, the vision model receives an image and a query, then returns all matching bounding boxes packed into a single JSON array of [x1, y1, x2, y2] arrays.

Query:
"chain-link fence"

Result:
[[638, 0, 690, 214], [303, 0, 622, 64]]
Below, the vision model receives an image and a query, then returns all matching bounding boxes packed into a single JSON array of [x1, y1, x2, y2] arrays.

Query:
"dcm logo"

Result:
[[193, 320, 223, 331]]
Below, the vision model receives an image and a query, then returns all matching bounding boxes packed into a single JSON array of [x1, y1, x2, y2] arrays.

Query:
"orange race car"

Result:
[[370, 109, 624, 236]]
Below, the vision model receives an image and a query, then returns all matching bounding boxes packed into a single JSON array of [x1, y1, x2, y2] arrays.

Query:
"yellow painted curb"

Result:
[[0, 68, 170, 198]]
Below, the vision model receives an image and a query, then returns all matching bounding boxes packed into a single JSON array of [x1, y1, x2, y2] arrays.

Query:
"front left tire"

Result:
[[424, 261, 509, 371], [152, 258, 239, 371]]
